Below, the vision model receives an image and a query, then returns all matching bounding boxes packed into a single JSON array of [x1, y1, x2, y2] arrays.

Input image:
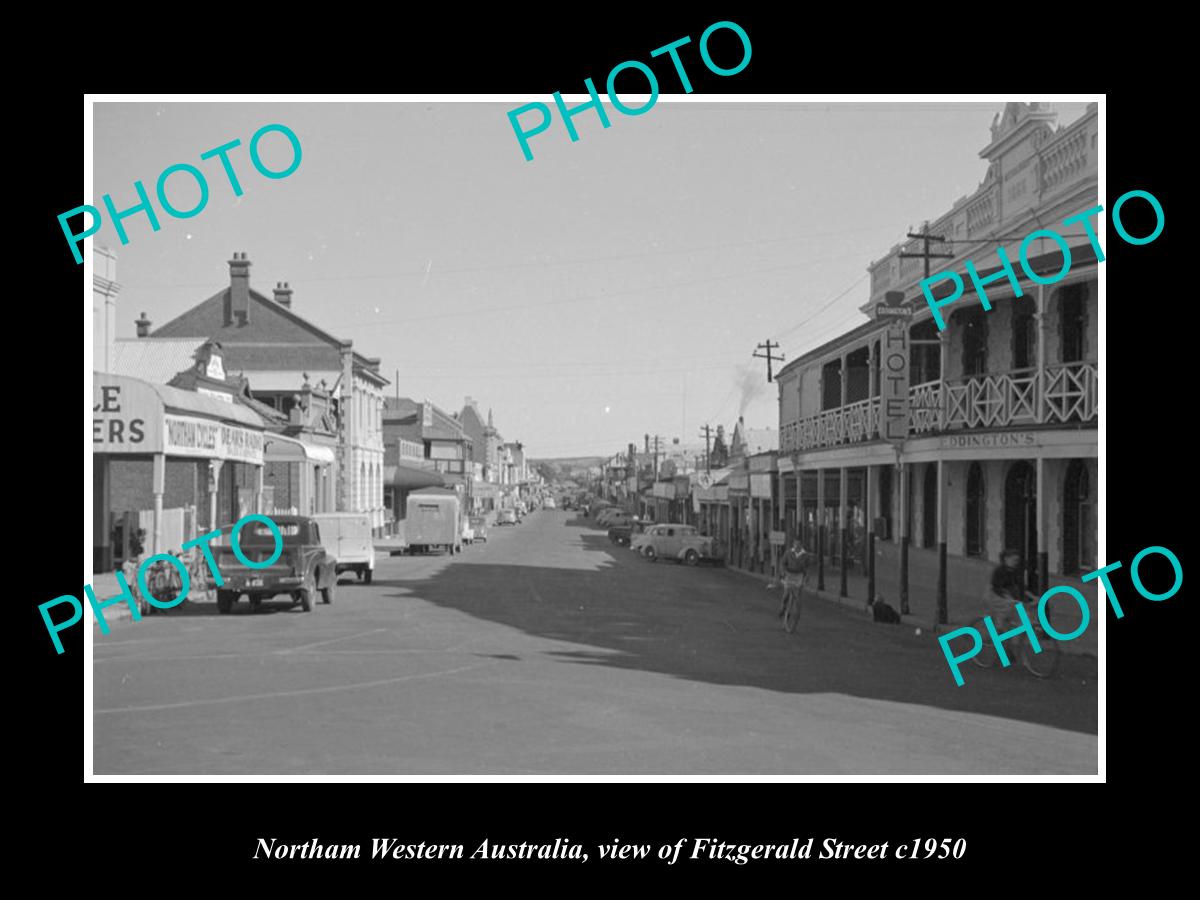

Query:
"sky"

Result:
[[92, 100, 1090, 459]]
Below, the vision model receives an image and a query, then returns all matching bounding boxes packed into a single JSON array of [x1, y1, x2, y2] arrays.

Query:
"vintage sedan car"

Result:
[[496, 508, 518, 526], [639, 523, 723, 566], [209, 515, 338, 613], [630, 523, 666, 556], [469, 515, 489, 542]]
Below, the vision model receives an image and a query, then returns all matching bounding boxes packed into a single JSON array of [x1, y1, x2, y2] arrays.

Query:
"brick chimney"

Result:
[[135, 312, 152, 338], [273, 281, 293, 309], [226, 252, 252, 326]]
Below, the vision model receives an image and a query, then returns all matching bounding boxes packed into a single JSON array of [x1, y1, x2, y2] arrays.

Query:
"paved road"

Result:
[[93, 510, 1098, 774]]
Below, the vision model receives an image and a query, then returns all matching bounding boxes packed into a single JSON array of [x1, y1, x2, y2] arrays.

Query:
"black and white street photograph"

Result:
[[84, 96, 1102, 776]]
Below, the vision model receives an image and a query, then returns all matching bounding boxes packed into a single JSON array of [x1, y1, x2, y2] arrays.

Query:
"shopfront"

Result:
[[263, 434, 336, 517], [92, 373, 266, 572]]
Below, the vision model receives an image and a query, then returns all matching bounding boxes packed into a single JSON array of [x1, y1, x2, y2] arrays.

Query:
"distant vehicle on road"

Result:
[[639, 524, 723, 566], [210, 515, 337, 614], [544, 497, 557, 510], [405, 489, 463, 554], [469, 514, 489, 542], [496, 508, 518, 526], [312, 512, 376, 585]]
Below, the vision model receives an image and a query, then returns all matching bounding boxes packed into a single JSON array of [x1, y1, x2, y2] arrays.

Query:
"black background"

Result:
[[25, 8, 1182, 888]]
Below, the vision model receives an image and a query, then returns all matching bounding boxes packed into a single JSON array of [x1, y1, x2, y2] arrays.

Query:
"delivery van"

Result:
[[405, 489, 463, 555], [312, 512, 377, 584]]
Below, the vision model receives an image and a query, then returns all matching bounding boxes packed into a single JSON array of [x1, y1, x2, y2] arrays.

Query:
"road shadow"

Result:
[[379, 540, 1098, 735]]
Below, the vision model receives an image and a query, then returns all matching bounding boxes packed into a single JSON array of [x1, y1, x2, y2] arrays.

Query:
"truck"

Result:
[[312, 512, 376, 584], [209, 515, 338, 614], [404, 488, 463, 555]]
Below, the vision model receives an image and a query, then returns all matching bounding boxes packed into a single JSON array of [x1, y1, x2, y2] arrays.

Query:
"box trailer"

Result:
[[405, 489, 463, 555]]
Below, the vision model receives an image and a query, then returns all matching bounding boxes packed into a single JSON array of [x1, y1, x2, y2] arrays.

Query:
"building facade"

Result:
[[775, 102, 1099, 623], [146, 253, 388, 534]]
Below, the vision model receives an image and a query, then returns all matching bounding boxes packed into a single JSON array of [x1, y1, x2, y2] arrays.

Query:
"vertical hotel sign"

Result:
[[875, 291, 912, 444]]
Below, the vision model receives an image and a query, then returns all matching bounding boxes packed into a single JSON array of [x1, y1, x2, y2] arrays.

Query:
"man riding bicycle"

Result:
[[986, 548, 1037, 628], [777, 539, 812, 621]]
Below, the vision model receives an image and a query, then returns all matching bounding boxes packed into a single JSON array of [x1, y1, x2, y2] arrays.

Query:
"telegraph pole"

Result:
[[898, 221, 954, 280], [899, 221, 954, 620], [698, 424, 712, 473], [753, 340, 784, 383]]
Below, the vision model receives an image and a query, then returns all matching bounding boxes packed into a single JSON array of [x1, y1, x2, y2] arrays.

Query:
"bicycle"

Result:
[[968, 598, 1061, 679], [779, 574, 806, 634]]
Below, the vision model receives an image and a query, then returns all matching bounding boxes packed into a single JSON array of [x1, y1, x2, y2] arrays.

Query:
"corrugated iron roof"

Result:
[[107, 338, 203, 384]]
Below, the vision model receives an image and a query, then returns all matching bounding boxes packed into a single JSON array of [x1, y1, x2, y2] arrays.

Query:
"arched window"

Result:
[[965, 462, 985, 558], [1057, 283, 1087, 364], [1012, 307, 1036, 370]]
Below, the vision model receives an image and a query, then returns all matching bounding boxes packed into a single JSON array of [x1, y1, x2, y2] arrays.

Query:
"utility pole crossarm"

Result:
[[753, 339, 785, 383]]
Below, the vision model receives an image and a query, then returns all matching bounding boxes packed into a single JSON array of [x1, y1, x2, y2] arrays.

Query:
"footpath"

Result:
[[724, 555, 1099, 663]]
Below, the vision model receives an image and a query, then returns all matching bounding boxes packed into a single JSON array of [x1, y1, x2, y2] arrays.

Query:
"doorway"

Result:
[[1004, 461, 1038, 588]]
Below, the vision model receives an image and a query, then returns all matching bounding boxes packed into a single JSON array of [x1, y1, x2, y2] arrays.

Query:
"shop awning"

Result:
[[93, 373, 266, 464], [386, 463, 446, 490], [263, 433, 337, 464]]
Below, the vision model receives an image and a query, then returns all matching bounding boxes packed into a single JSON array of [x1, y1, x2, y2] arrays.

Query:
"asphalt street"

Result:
[[93, 510, 1098, 775]]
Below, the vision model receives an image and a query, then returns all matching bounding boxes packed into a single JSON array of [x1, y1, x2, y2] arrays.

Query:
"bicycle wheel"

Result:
[[969, 617, 999, 668], [1022, 634, 1061, 679], [783, 587, 803, 633]]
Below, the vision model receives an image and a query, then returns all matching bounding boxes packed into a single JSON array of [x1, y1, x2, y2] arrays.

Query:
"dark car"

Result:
[[608, 518, 647, 547], [209, 515, 337, 614]]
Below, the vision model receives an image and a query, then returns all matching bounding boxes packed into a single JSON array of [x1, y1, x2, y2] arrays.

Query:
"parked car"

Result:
[[544, 497, 557, 510], [630, 523, 665, 556], [469, 514, 489, 542], [602, 509, 634, 529], [312, 512, 376, 585], [639, 523, 723, 565], [496, 508, 518, 526], [209, 515, 337, 613], [595, 506, 623, 526], [609, 517, 647, 547]]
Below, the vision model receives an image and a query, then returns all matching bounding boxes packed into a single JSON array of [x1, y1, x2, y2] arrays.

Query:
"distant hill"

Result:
[[530, 456, 604, 468]]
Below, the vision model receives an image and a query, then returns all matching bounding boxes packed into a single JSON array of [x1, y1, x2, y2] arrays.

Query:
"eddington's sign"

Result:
[[941, 432, 1036, 450]]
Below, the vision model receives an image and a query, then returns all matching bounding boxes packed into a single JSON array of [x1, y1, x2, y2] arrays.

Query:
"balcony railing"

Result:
[[780, 362, 1098, 452]]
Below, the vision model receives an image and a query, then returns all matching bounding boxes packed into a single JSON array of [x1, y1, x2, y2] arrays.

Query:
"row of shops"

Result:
[[596, 102, 1100, 629]]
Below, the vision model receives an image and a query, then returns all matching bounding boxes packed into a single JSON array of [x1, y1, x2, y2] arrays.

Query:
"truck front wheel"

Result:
[[216, 591, 235, 614]]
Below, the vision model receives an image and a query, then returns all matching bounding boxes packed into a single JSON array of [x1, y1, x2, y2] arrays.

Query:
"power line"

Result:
[[115, 222, 903, 292], [775, 271, 870, 340]]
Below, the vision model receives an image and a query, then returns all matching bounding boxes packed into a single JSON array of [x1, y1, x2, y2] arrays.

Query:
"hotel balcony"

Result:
[[780, 361, 1097, 453]]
